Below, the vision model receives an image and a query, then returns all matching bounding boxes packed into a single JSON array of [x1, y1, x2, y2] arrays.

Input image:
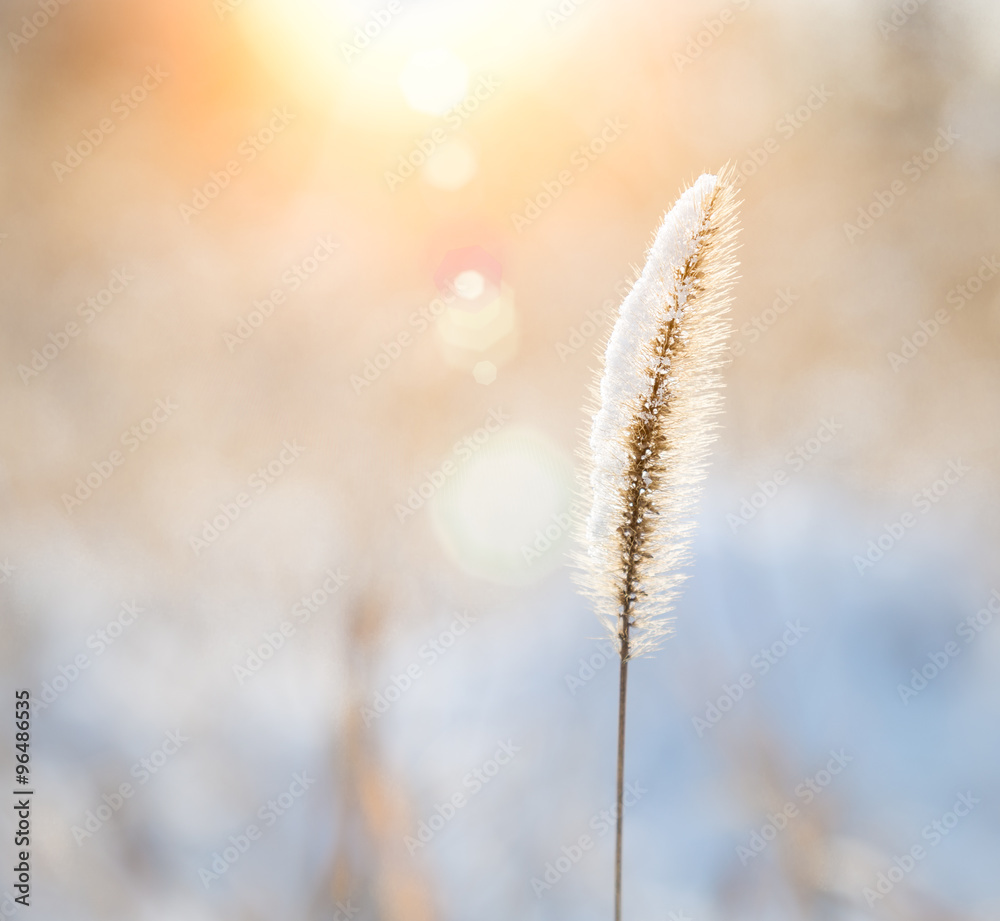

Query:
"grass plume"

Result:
[[575, 167, 740, 921]]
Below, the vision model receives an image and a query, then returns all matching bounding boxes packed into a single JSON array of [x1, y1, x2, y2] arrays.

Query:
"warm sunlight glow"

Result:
[[398, 48, 469, 116]]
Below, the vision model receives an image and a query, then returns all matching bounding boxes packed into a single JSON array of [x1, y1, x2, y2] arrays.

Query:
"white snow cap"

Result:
[[578, 171, 739, 657]]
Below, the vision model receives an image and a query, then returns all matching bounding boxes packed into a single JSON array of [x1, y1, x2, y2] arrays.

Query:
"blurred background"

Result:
[[1, 0, 999, 918]]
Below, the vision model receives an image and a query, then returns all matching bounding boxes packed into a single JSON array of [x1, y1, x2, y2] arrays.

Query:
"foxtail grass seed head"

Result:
[[577, 169, 740, 660]]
